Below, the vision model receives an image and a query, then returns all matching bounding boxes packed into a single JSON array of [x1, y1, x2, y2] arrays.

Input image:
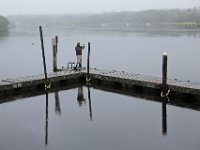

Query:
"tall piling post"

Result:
[[161, 52, 170, 97], [52, 36, 58, 72], [86, 42, 91, 82], [162, 52, 168, 95], [39, 26, 48, 89]]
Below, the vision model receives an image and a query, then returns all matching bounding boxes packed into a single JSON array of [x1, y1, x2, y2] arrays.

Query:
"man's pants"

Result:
[[76, 55, 82, 67]]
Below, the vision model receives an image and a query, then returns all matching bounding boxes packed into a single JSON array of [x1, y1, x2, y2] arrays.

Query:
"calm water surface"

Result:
[[0, 30, 200, 150], [0, 30, 200, 81], [0, 88, 200, 150]]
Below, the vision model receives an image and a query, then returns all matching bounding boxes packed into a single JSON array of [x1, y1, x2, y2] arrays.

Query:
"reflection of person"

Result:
[[75, 42, 85, 69], [77, 87, 86, 106], [55, 92, 61, 115]]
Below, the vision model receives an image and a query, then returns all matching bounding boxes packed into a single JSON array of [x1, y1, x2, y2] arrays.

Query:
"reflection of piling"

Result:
[[52, 36, 58, 72], [39, 26, 48, 89], [45, 92, 49, 145], [55, 92, 61, 115], [87, 86, 93, 121], [162, 99, 167, 135]]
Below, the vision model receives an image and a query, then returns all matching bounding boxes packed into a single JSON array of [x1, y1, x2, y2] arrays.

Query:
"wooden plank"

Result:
[[81, 68, 200, 95], [0, 68, 200, 97], [0, 70, 82, 91]]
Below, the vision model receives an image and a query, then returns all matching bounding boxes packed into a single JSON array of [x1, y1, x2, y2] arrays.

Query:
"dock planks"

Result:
[[82, 68, 200, 95], [0, 68, 200, 97]]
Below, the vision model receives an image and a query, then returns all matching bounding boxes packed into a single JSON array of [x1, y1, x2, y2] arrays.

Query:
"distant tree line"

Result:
[[82, 8, 200, 24], [9, 7, 200, 32], [72, 7, 200, 30], [0, 15, 9, 35]]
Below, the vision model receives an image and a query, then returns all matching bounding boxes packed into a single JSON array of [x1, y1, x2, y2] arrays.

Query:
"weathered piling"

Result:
[[52, 36, 58, 72], [39, 26, 48, 89], [161, 52, 169, 97], [86, 42, 91, 82], [161, 53, 168, 133]]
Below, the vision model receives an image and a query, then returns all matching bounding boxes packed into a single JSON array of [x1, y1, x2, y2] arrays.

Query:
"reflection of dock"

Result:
[[1, 68, 200, 101], [1, 68, 200, 141]]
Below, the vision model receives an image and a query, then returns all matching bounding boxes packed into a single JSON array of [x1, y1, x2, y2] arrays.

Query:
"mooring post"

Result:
[[161, 52, 169, 97], [39, 26, 48, 88], [52, 36, 58, 72], [86, 42, 91, 82]]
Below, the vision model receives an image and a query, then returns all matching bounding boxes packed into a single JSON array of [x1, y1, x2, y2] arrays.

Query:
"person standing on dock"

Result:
[[75, 42, 85, 69]]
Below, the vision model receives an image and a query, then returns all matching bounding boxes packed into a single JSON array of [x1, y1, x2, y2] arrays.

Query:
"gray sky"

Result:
[[1, 0, 200, 16]]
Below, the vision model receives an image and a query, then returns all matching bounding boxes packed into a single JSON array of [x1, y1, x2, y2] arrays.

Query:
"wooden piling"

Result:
[[52, 36, 58, 72], [162, 52, 168, 95], [86, 42, 91, 82], [39, 26, 48, 88]]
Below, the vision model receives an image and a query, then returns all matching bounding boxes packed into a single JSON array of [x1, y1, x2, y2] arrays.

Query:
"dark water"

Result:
[[0, 30, 200, 150]]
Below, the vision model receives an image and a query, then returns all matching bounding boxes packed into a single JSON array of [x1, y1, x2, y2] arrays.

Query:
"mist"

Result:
[[0, 0, 200, 16]]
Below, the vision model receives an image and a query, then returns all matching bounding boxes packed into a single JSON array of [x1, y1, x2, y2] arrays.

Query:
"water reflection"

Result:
[[54, 92, 61, 115], [43, 86, 169, 146], [162, 98, 168, 135], [2, 84, 200, 147], [45, 92, 49, 146], [133, 30, 200, 38], [77, 86, 93, 120], [77, 86, 86, 107], [0, 29, 9, 37], [43, 87, 93, 146], [0, 29, 9, 43], [87, 86, 93, 121]]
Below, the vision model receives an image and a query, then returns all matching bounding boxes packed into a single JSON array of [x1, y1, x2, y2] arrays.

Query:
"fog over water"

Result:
[[1, 1, 200, 149], [0, 0, 200, 16]]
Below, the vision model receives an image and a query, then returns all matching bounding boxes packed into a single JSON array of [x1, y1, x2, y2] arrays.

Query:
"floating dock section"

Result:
[[0, 68, 200, 100]]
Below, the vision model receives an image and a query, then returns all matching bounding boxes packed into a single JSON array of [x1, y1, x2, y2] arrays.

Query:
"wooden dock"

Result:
[[0, 69, 83, 91], [84, 68, 200, 96], [1, 68, 200, 100]]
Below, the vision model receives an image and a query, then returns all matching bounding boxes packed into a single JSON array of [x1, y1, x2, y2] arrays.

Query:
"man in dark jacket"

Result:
[[75, 42, 85, 69]]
